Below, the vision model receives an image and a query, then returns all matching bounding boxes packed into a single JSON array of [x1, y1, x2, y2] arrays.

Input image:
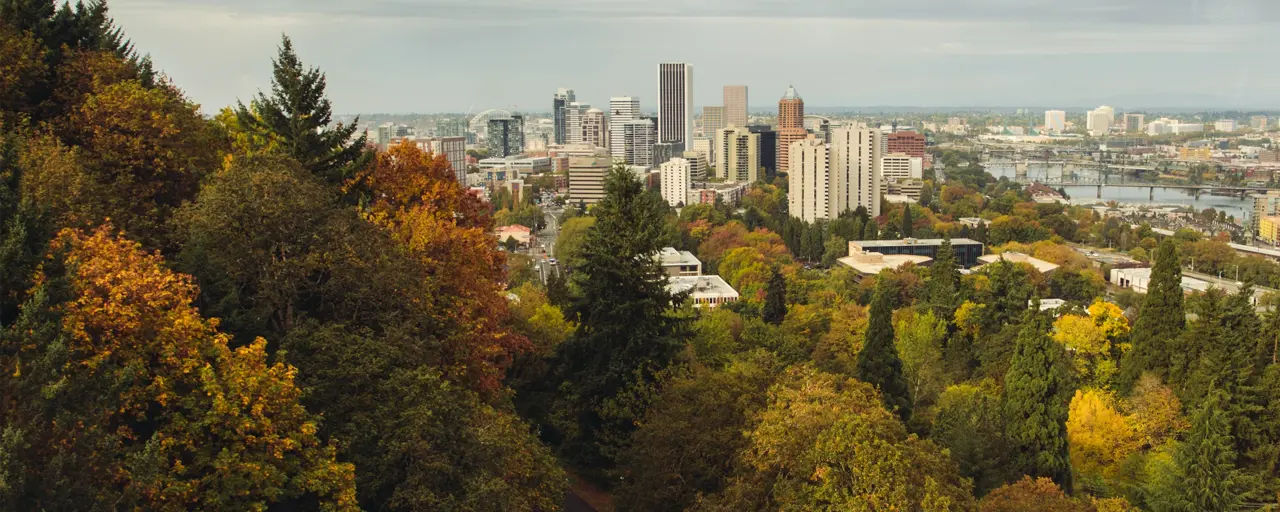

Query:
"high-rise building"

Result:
[[487, 115, 525, 157], [658, 63, 694, 150], [436, 118, 466, 138], [881, 153, 923, 184], [1088, 109, 1112, 136], [653, 143, 683, 167], [1087, 105, 1115, 132], [1214, 119, 1238, 132], [1251, 116, 1269, 131], [619, 119, 657, 167], [788, 136, 831, 223], [682, 151, 708, 181], [1124, 113, 1145, 133], [777, 85, 806, 174], [610, 96, 640, 160], [692, 137, 713, 168], [886, 131, 926, 159], [830, 126, 882, 217], [553, 88, 575, 144], [660, 157, 693, 207], [582, 108, 607, 147], [748, 125, 778, 178], [702, 106, 725, 137], [564, 102, 591, 144], [568, 156, 613, 206], [1254, 190, 1280, 234], [718, 126, 760, 183], [424, 136, 467, 183], [1044, 110, 1066, 133], [723, 85, 748, 128]]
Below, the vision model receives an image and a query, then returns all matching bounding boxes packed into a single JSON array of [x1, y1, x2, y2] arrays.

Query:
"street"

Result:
[[532, 206, 563, 283]]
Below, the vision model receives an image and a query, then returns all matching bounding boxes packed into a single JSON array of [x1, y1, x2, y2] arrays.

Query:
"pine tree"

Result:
[[1120, 239, 1184, 389], [973, 222, 987, 244], [919, 182, 934, 208], [863, 219, 879, 241], [237, 36, 371, 186], [1002, 305, 1073, 490], [762, 267, 787, 325], [857, 275, 912, 422], [926, 237, 961, 322], [901, 204, 914, 238], [554, 164, 690, 470], [1177, 391, 1243, 511]]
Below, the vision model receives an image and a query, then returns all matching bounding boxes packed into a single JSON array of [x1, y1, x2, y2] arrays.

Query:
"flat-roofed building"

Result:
[[1260, 215, 1280, 245], [851, 238, 985, 268], [838, 242, 932, 279], [1111, 267, 1211, 295], [477, 155, 552, 174], [568, 156, 612, 206], [667, 275, 739, 308], [977, 252, 1059, 275], [657, 247, 702, 276]]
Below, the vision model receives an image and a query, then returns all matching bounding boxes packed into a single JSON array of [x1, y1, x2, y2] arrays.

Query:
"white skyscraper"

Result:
[[881, 154, 923, 184], [1044, 110, 1066, 133], [788, 136, 832, 223], [610, 96, 640, 160], [660, 157, 693, 207], [658, 63, 694, 151], [830, 126, 882, 217], [582, 108, 607, 147], [1087, 105, 1115, 132], [619, 119, 656, 167], [1088, 109, 1112, 136], [564, 102, 591, 144]]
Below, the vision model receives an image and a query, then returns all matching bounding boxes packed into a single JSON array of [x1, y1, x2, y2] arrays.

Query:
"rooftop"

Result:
[[657, 247, 701, 268], [667, 275, 740, 299], [838, 244, 933, 275], [854, 238, 982, 248], [978, 252, 1060, 274], [781, 85, 802, 101]]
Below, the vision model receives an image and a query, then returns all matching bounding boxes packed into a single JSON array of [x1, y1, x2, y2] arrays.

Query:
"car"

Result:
[[549, 258, 558, 265]]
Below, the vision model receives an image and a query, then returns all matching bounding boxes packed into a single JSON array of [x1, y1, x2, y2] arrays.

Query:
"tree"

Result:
[[857, 274, 912, 422], [862, 218, 878, 241], [1052, 301, 1128, 388], [979, 477, 1091, 512], [927, 237, 962, 322], [920, 181, 934, 208], [821, 234, 847, 267], [1145, 391, 1244, 512], [902, 203, 915, 238], [894, 310, 948, 422], [1066, 389, 1139, 486], [762, 267, 787, 325], [933, 384, 1012, 497], [555, 216, 596, 270], [1002, 307, 1073, 490], [236, 36, 370, 186], [552, 164, 690, 471], [1120, 240, 1184, 389]]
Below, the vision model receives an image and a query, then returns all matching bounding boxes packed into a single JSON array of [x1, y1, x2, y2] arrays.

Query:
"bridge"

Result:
[[1034, 180, 1270, 200]]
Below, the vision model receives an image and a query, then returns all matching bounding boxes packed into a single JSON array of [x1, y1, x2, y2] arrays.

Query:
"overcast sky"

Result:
[[109, 0, 1280, 114]]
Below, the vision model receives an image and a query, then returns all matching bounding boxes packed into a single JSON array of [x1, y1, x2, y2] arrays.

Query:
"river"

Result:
[[983, 162, 1252, 221]]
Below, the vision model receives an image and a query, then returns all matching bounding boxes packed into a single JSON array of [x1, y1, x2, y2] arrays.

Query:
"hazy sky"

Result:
[[110, 0, 1280, 114]]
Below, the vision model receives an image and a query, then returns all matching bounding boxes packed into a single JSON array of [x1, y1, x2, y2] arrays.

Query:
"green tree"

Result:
[[902, 203, 914, 238], [1144, 391, 1243, 512], [236, 36, 370, 186], [554, 216, 595, 270], [863, 219, 878, 241], [552, 164, 690, 471], [920, 181, 934, 208], [927, 237, 961, 322], [821, 234, 847, 267], [1002, 306, 1073, 490], [933, 384, 1012, 497], [1120, 240, 1184, 389], [857, 275, 912, 422], [762, 267, 787, 325], [895, 310, 948, 422]]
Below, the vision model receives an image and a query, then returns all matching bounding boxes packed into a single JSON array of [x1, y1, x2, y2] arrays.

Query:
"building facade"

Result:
[[1214, 119, 1238, 132], [1088, 110, 1112, 136], [582, 108, 607, 147], [852, 238, 985, 268], [702, 106, 725, 137], [748, 125, 778, 177], [1044, 110, 1066, 133], [682, 150, 708, 181], [777, 85, 806, 174], [568, 156, 612, 206], [886, 131, 926, 159], [660, 157, 692, 207], [564, 102, 591, 145], [609, 96, 640, 161], [658, 63, 694, 150], [881, 153, 923, 184], [1251, 116, 1269, 131], [1124, 113, 1145, 133], [788, 136, 831, 223], [1261, 216, 1280, 245], [719, 126, 760, 183], [830, 126, 882, 216], [424, 136, 467, 182], [723, 85, 748, 128], [619, 119, 657, 167], [553, 88, 575, 144], [1254, 191, 1280, 234], [692, 137, 713, 168], [486, 115, 525, 157]]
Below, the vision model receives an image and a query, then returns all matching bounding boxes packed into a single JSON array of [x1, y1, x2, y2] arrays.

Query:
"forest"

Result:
[[3, 2, 1280, 511]]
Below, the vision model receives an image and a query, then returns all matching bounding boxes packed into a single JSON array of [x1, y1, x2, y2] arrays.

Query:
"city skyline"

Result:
[[107, 0, 1280, 114]]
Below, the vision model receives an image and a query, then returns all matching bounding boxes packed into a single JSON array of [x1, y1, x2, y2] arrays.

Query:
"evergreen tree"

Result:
[[762, 267, 787, 325], [857, 275, 912, 422], [1120, 239, 1184, 389], [1002, 305, 1073, 490], [553, 164, 690, 470], [919, 182, 934, 208], [973, 222, 987, 244], [853, 205, 870, 224], [236, 36, 371, 186], [850, 217, 865, 241], [863, 219, 879, 241], [901, 204, 914, 238], [1173, 391, 1244, 512], [926, 237, 961, 322]]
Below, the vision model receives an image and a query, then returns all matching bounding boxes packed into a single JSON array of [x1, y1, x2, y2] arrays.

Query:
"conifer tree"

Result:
[[237, 36, 371, 186], [1002, 305, 1073, 490], [927, 237, 961, 322], [857, 274, 912, 422], [1153, 391, 1244, 512], [1120, 239, 1184, 389], [863, 219, 879, 241], [553, 165, 689, 470], [901, 204, 914, 238], [762, 267, 787, 325]]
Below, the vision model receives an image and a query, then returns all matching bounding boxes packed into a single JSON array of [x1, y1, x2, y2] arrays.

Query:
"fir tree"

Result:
[[1002, 305, 1073, 490], [901, 204, 914, 238], [1120, 239, 1184, 389], [857, 275, 912, 422], [1176, 391, 1244, 512], [762, 267, 787, 325], [553, 164, 690, 470], [973, 222, 987, 244], [926, 237, 961, 322], [237, 36, 371, 186], [862, 219, 879, 241]]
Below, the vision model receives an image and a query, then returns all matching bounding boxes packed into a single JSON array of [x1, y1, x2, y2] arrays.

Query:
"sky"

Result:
[[108, 0, 1280, 114]]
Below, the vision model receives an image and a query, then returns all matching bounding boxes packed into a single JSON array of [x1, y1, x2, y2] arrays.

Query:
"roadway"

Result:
[[532, 203, 563, 283]]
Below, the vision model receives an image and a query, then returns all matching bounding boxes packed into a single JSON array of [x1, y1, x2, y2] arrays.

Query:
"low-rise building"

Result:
[[958, 217, 989, 228], [1110, 267, 1210, 294], [837, 243, 932, 279], [1260, 216, 1280, 245], [478, 155, 553, 174], [668, 275, 740, 308], [851, 238, 985, 267], [568, 156, 612, 206], [657, 247, 702, 277], [978, 252, 1060, 275], [690, 182, 749, 206], [495, 225, 534, 247]]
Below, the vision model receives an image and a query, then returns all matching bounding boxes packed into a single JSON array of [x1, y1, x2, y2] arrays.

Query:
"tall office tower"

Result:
[[777, 85, 807, 174], [723, 85, 748, 128], [1124, 113, 1146, 133], [564, 102, 591, 144], [886, 131, 926, 159], [619, 119, 656, 167], [719, 126, 760, 183], [1087, 105, 1115, 131], [660, 157, 693, 207], [553, 88, 575, 144], [1044, 110, 1066, 133], [692, 137, 713, 168], [702, 106, 725, 137], [487, 115, 525, 157], [610, 96, 640, 160], [582, 108, 607, 147], [748, 125, 778, 177], [426, 137, 467, 183], [1088, 110, 1112, 136], [658, 63, 694, 150], [652, 143, 683, 167], [830, 126, 881, 217], [788, 136, 831, 223]]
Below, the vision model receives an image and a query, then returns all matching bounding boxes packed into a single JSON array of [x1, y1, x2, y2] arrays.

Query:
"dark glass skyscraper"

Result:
[[553, 88, 574, 144]]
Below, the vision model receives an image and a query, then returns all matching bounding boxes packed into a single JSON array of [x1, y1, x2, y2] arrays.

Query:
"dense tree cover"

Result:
[[857, 275, 912, 422], [1120, 240, 1184, 389], [1002, 306, 1074, 490]]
